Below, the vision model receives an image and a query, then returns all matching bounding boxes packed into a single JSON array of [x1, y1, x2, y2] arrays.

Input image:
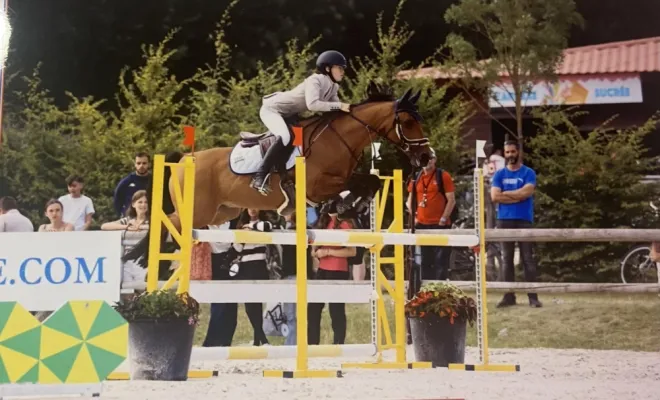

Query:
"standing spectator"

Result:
[[337, 190, 368, 280], [34, 199, 74, 321], [229, 209, 271, 346], [202, 219, 239, 347], [483, 146, 506, 279], [490, 140, 542, 308], [59, 175, 95, 231], [113, 152, 151, 216], [308, 198, 356, 345], [38, 199, 74, 232], [276, 211, 314, 345], [101, 190, 149, 232], [405, 149, 456, 280], [0, 197, 34, 232], [102, 190, 150, 284]]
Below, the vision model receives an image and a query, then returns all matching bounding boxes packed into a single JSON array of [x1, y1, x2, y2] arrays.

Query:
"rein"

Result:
[[299, 101, 429, 167]]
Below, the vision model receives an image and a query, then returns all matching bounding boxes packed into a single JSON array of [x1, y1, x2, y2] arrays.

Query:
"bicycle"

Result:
[[620, 244, 658, 284], [620, 202, 660, 284]]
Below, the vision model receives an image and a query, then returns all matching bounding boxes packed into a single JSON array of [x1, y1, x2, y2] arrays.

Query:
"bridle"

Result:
[[309, 100, 430, 164]]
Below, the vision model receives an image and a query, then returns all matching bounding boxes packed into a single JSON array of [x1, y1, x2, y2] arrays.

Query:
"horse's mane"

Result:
[[299, 84, 397, 128]]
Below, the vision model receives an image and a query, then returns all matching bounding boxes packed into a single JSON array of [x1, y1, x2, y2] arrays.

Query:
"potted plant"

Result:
[[405, 281, 477, 367], [113, 290, 200, 380]]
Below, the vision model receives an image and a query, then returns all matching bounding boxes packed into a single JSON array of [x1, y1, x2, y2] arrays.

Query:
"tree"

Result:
[[441, 0, 583, 147], [344, 0, 472, 176], [528, 108, 660, 282], [0, 67, 74, 222]]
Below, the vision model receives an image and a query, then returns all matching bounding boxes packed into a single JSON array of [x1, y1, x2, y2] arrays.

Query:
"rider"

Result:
[[250, 50, 352, 195]]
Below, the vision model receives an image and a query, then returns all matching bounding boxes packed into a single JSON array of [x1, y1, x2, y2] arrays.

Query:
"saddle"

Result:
[[239, 131, 278, 157], [238, 116, 300, 158]]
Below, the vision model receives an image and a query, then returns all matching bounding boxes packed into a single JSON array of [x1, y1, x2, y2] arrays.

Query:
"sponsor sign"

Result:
[[489, 74, 643, 108], [0, 231, 123, 311]]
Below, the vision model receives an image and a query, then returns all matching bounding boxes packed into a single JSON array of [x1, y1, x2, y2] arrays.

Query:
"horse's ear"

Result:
[[367, 80, 380, 96], [409, 90, 421, 104], [400, 88, 412, 102]]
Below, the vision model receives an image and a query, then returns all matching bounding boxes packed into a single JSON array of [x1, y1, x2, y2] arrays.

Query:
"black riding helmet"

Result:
[[316, 50, 347, 82]]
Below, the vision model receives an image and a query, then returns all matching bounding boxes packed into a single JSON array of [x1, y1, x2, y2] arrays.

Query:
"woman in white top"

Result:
[[38, 199, 74, 232], [102, 190, 150, 284], [101, 190, 149, 231]]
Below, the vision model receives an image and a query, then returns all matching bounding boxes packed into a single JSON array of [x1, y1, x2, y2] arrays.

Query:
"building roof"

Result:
[[398, 36, 660, 80], [559, 36, 660, 74]]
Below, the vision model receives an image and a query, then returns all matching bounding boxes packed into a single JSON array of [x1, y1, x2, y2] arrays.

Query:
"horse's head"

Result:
[[352, 82, 432, 168]]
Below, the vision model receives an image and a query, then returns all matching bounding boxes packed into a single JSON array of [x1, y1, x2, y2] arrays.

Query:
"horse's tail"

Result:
[[122, 151, 184, 268]]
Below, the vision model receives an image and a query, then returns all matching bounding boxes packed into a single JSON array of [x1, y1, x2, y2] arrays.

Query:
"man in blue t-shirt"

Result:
[[490, 140, 542, 308]]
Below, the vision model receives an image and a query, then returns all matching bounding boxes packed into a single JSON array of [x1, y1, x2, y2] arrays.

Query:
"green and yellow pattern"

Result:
[[0, 300, 127, 384]]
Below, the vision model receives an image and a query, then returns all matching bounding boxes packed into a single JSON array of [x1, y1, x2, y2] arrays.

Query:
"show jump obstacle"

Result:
[[145, 145, 519, 377]]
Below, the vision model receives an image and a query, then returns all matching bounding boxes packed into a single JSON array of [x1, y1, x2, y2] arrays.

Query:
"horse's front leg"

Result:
[[344, 173, 382, 213]]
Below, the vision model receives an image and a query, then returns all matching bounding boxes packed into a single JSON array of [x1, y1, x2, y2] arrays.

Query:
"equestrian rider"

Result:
[[250, 50, 352, 195]]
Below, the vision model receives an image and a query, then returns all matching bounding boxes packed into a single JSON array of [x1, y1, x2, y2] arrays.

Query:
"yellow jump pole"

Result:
[[263, 156, 342, 378], [146, 155, 166, 292], [176, 156, 196, 294], [145, 154, 196, 294]]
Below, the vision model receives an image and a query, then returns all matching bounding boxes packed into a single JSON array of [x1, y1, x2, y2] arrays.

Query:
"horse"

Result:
[[124, 82, 433, 268]]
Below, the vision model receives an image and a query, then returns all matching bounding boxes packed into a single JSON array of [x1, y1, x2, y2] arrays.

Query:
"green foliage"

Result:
[[345, 0, 472, 176], [528, 108, 660, 281], [442, 0, 583, 140], [405, 281, 477, 326], [113, 290, 201, 324], [0, 66, 73, 223]]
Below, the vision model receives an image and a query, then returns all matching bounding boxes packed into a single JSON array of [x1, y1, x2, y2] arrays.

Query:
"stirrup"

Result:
[[251, 173, 272, 195]]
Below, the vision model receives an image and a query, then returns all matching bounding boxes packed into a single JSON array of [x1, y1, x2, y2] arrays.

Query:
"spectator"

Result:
[[202, 219, 240, 347], [58, 175, 95, 231], [113, 152, 151, 216], [308, 198, 356, 345], [38, 199, 74, 232], [229, 209, 272, 346], [337, 190, 368, 280], [101, 190, 149, 232], [0, 196, 34, 232], [102, 190, 149, 284], [276, 211, 314, 345], [490, 140, 542, 308], [405, 149, 456, 280]]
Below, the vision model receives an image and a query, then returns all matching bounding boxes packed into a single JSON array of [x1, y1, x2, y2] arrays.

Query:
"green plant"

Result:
[[405, 281, 477, 325], [113, 290, 201, 325]]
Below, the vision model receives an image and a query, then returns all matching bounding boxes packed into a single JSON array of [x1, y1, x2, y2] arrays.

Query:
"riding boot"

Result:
[[275, 143, 298, 216], [250, 137, 285, 195]]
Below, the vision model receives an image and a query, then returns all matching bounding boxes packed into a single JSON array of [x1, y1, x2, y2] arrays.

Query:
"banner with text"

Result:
[[0, 231, 123, 311], [489, 74, 644, 108]]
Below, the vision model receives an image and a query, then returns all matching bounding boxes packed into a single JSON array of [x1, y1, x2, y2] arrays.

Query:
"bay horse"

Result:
[[124, 82, 432, 268]]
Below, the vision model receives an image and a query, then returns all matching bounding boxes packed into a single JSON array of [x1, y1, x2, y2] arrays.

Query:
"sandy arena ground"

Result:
[[61, 345, 660, 400]]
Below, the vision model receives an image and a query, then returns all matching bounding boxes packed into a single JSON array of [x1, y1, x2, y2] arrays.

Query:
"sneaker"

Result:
[[496, 292, 516, 308]]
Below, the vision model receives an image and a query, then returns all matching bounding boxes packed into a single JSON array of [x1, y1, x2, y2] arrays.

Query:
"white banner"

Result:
[[0, 231, 123, 311], [489, 75, 644, 108]]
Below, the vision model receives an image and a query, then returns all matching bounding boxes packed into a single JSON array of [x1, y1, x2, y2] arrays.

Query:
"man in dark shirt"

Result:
[[113, 152, 151, 216]]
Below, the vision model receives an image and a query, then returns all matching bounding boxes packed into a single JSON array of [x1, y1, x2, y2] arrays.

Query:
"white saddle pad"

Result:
[[229, 141, 301, 175]]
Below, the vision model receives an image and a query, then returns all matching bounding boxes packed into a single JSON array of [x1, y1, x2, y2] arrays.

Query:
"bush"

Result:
[[528, 108, 660, 282]]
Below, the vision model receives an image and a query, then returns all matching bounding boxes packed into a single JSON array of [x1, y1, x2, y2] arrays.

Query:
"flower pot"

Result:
[[409, 314, 467, 367], [128, 318, 196, 381]]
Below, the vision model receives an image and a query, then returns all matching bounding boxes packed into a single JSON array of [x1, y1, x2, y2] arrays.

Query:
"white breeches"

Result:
[[260, 105, 292, 146]]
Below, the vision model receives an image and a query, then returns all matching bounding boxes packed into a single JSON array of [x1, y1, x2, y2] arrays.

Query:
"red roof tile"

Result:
[[559, 36, 660, 74], [398, 36, 660, 80]]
